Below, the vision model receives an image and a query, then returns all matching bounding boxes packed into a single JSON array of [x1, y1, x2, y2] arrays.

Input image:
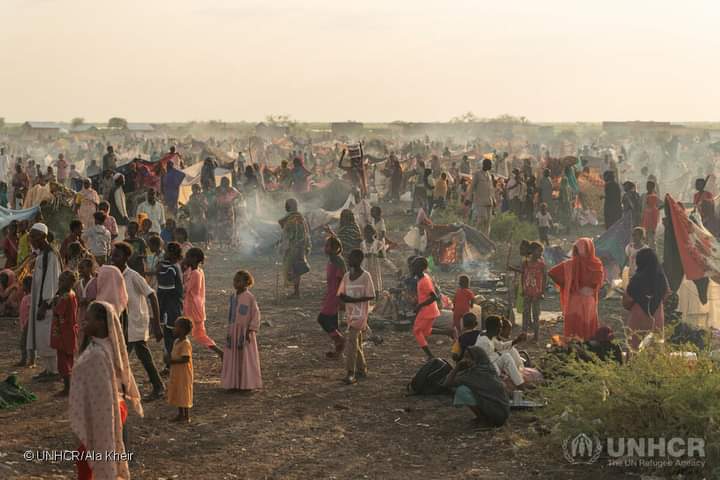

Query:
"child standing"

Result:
[[157, 242, 184, 372], [625, 227, 648, 280], [412, 256, 440, 360], [535, 202, 553, 246], [317, 237, 347, 359], [83, 211, 112, 265], [125, 221, 148, 276], [221, 270, 263, 391], [166, 317, 193, 423], [521, 242, 546, 343], [16, 276, 33, 367], [175, 228, 193, 255], [145, 235, 163, 289], [98, 201, 119, 240], [641, 181, 661, 248], [361, 224, 384, 295], [452, 275, 475, 340], [183, 247, 223, 359], [451, 312, 482, 362], [338, 249, 375, 384], [51, 271, 79, 396], [369, 206, 399, 276]]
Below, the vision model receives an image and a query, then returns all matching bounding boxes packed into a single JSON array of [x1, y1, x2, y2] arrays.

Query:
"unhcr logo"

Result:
[[562, 434, 706, 467], [562, 433, 602, 464]]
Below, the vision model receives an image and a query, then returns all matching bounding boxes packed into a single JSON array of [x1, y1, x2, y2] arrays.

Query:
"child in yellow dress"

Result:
[[166, 317, 193, 423]]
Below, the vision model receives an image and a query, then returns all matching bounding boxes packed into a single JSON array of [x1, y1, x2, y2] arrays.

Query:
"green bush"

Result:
[[537, 349, 720, 475], [490, 212, 538, 242]]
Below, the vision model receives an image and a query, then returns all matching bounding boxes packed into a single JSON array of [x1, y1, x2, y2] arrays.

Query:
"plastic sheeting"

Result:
[[178, 163, 232, 205], [0, 205, 41, 231]]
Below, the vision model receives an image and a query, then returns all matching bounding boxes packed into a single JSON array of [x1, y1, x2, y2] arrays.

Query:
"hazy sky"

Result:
[[2, 0, 718, 123]]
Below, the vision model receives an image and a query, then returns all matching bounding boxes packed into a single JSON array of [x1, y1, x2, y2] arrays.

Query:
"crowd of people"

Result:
[[1, 127, 717, 478]]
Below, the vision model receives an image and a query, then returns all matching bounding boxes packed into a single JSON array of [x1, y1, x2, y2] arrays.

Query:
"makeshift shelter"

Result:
[[178, 162, 232, 205], [0, 205, 40, 231]]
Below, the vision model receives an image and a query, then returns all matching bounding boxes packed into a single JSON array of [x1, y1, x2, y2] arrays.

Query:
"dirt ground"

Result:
[[0, 208, 636, 479]]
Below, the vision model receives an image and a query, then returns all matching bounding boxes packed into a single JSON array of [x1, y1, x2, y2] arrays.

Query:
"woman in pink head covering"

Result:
[[95, 265, 128, 318], [548, 238, 604, 341], [69, 300, 143, 480]]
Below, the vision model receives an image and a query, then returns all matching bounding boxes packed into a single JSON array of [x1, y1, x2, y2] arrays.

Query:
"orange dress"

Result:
[[641, 193, 660, 233], [548, 238, 604, 341], [167, 338, 193, 408]]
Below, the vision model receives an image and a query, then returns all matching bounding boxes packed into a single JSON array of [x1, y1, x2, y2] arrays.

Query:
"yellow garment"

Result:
[[434, 178, 449, 199], [167, 337, 193, 408], [17, 233, 30, 265], [23, 184, 53, 208]]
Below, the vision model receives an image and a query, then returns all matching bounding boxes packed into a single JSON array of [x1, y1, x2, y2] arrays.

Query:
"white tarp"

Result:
[[0, 205, 41, 231], [178, 163, 232, 205]]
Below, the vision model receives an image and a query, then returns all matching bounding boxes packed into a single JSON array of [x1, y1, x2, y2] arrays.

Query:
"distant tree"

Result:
[[0, 117, 4, 129], [489, 114, 528, 125], [71, 117, 85, 127], [108, 117, 128, 129], [265, 114, 295, 126], [450, 111, 481, 123]]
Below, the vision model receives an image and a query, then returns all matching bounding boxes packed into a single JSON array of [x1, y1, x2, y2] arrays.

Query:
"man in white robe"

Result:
[[27, 223, 62, 378]]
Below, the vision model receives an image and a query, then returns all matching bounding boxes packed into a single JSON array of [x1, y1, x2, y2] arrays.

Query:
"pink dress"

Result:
[[183, 268, 216, 348], [221, 291, 262, 390]]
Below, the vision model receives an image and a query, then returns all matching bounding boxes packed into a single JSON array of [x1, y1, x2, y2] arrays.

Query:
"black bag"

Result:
[[407, 358, 452, 395], [292, 257, 310, 276]]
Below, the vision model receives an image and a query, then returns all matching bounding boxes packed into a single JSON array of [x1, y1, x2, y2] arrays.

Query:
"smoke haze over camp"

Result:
[[2, 0, 719, 122]]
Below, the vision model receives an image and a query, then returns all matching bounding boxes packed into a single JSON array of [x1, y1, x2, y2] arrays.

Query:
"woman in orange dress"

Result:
[[548, 238, 604, 341]]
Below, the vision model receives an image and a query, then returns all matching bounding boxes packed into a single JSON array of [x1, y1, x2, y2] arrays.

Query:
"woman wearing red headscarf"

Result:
[[549, 238, 604, 341]]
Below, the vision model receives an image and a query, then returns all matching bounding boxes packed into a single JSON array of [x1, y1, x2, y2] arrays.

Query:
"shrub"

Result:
[[490, 212, 538, 243], [537, 349, 720, 475]]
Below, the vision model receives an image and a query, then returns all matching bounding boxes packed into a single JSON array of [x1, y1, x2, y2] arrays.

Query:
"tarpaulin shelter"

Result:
[[0, 205, 41, 231], [178, 162, 232, 205]]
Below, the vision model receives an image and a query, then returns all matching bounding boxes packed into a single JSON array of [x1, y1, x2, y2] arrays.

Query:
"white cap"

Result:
[[30, 223, 48, 235], [113, 173, 124, 181]]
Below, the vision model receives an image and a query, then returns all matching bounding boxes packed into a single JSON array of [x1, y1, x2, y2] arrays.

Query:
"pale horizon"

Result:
[[2, 0, 719, 124]]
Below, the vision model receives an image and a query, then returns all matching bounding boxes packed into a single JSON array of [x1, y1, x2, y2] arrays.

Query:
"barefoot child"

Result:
[[521, 242, 546, 342], [452, 275, 475, 340], [125, 221, 148, 276], [145, 235, 163, 289], [221, 270, 263, 391], [166, 317, 193, 422], [51, 271, 79, 396], [183, 247, 223, 359], [157, 242, 184, 371], [318, 237, 346, 359], [338, 249, 375, 384], [361, 224, 383, 295], [412, 257, 440, 360], [16, 276, 33, 367]]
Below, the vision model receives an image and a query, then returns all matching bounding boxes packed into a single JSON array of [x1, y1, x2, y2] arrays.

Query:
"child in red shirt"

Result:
[[452, 275, 475, 340], [317, 236, 347, 359], [520, 242, 546, 343], [51, 271, 79, 396]]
